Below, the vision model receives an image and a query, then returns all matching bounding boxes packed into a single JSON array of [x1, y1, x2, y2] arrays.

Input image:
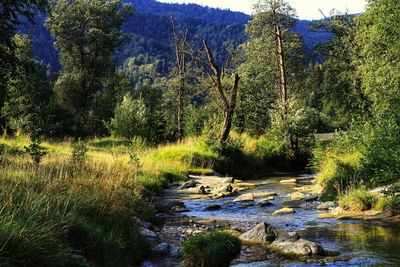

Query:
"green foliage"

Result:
[[46, 0, 133, 136], [110, 94, 147, 140], [375, 196, 400, 214], [356, 0, 400, 116], [339, 186, 377, 212], [24, 137, 48, 168], [182, 231, 241, 267], [2, 34, 52, 135], [314, 12, 367, 129], [72, 139, 88, 166]]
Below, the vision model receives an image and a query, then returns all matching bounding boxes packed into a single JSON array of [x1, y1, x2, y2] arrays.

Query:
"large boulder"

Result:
[[272, 207, 296, 215], [239, 222, 277, 243], [272, 235, 324, 256], [233, 193, 254, 203], [316, 201, 336, 210]]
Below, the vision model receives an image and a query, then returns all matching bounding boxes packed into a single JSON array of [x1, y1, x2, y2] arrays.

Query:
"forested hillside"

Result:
[[20, 0, 331, 75]]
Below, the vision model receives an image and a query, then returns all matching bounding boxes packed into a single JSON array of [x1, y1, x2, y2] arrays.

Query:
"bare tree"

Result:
[[171, 15, 188, 140], [187, 40, 240, 143]]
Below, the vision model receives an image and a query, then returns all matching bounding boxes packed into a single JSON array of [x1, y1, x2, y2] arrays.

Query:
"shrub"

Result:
[[110, 93, 147, 140], [339, 186, 377, 211], [182, 231, 241, 267], [24, 137, 48, 168], [375, 196, 400, 214], [72, 139, 88, 165], [207, 138, 249, 177]]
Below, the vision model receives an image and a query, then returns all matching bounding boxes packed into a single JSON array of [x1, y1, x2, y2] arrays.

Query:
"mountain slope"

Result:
[[19, 0, 331, 74]]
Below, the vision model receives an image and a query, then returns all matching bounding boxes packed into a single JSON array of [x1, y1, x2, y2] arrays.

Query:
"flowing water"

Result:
[[181, 176, 400, 266]]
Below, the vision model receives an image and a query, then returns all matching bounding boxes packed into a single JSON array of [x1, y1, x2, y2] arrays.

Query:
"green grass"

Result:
[[182, 231, 241, 267]]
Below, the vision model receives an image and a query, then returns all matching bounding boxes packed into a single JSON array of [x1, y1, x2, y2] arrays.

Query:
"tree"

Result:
[[239, 0, 307, 134], [189, 40, 240, 143], [46, 0, 132, 136], [171, 15, 189, 140], [356, 0, 400, 116], [0, 0, 48, 132], [314, 12, 368, 129], [1, 34, 52, 135], [110, 93, 147, 141]]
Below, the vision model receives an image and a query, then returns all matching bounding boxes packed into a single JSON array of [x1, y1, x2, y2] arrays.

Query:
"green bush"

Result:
[[375, 196, 400, 214], [339, 186, 377, 211], [182, 231, 241, 267]]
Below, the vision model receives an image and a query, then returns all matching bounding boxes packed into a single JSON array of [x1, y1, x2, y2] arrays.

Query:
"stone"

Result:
[[233, 193, 254, 202], [304, 195, 319, 202], [280, 179, 297, 184], [316, 201, 336, 210], [323, 249, 340, 257], [291, 192, 306, 200], [272, 236, 324, 256], [198, 186, 207, 194], [223, 177, 235, 183], [240, 203, 255, 208], [282, 200, 304, 208], [179, 180, 198, 189], [204, 205, 222, 211], [300, 201, 321, 210], [139, 227, 157, 239], [141, 261, 154, 267], [169, 244, 181, 258], [272, 207, 296, 215], [153, 243, 170, 255], [134, 217, 153, 229], [239, 222, 277, 243], [256, 199, 273, 207], [253, 192, 278, 198], [172, 206, 190, 213]]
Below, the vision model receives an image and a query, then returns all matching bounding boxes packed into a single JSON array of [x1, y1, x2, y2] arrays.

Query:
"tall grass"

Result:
[[0, 137, 152, 266]]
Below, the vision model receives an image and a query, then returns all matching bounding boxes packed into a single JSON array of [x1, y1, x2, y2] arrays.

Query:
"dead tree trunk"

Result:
[[272, 8, 287, 103], [203, 41, 240, 144], [171, 16, 188, 140]]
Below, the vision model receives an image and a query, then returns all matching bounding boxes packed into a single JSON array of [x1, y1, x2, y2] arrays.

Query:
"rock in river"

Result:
[[239, 222, 277, 243], [271, 232, 324, 256], [280, 179, 297, 184], [271, 232, 340, 257], [272, 207, 296, 215], [233, 193, 254, 202], [316, 201, 337, 210], [291, 192, 306, 200], [179, 180, 198, 189], [256, 198, 273, 207], [204, 205, 222, 211], [282, 200, 304, 208]]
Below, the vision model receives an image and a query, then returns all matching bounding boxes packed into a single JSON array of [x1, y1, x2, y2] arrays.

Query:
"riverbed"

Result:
[[177, 175, 400, 266]]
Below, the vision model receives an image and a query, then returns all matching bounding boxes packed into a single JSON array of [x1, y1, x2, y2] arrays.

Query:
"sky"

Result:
[[157, 0, 368, 20]]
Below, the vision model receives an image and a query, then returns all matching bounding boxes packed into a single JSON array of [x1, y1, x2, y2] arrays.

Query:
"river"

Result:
[[179, 175, 400, 266]]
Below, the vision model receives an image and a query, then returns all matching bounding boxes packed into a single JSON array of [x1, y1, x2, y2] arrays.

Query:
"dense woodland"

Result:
[[0, 0, 399, 266]]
